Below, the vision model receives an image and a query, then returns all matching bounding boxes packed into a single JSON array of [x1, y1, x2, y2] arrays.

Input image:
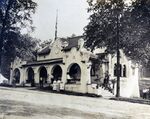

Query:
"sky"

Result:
[[31, 0, 89, 41]]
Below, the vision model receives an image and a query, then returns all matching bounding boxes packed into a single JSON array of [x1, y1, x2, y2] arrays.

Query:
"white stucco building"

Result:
[[10, 36, 140, 98], [94, 48, 140, 97]]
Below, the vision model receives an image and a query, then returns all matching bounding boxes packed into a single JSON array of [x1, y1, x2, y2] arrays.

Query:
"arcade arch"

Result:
[[13, 68, 20, 84], [67, 63, 81, 83], [39, 66, 48, 83], [27, 67, 35, 86], [51, 65, 62, 83]]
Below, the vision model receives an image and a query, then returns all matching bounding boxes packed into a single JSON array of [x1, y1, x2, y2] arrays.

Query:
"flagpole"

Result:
[[54, 9, 58, 40]]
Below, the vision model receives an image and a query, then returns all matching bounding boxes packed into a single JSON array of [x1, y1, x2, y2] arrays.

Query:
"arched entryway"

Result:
[[13, 68, 20, 84], [39, 66, 48, 84], [51, 65, 62, 83], [27, 67, 35, 86], [67, 63, 81, 83]]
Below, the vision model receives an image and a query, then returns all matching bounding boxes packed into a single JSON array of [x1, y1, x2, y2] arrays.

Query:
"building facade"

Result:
[[10, 36, 140, 97]]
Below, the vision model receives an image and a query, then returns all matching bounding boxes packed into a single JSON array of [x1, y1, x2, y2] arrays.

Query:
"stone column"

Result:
[[80, 62, 91, 93], [9, 68, 13, 85], [34, 67, 39, 84], [20, 68, 26, 85]]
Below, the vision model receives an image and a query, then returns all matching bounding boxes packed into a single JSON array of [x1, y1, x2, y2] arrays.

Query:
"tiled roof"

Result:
[[62, 36, 84, 51], [23, 58, 63, 67], [37, 46, 51, 56]]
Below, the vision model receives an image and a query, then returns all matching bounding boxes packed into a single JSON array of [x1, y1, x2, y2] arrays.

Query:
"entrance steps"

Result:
[[97, 86, 114, 98]]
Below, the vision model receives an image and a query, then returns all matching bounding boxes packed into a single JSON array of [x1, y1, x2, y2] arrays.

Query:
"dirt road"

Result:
[[0, 87, 150, 119]]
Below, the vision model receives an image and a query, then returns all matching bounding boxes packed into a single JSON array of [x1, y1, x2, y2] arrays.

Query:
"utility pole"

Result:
[[116, 10, 120, 97]]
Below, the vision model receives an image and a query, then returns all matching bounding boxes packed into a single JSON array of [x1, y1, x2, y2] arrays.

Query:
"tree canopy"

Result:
[[0, 0, 37, 52], [84, 0, 150, 65], [0, 0, 37, 77]]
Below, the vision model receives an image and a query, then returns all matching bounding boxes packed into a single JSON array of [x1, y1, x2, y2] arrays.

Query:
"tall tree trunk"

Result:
[[1, 54, 11, 79], [0, 0, 12, 74]]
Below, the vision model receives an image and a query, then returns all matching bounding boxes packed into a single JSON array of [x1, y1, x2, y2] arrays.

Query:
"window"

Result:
[[114, 63, 122, 77], [114, 64, 117, 76], [90, 64, 96, 76], [123, 65, 126, 77], [132, 67, 135, 75]]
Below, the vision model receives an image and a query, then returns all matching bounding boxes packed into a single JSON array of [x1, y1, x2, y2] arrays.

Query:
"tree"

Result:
[[85, 0, 150, 65], [85, 0, 126, 51], [84, 0, 150, 97], [123, 0, 150, 66], [0, 0, 37, 75], [39, 39, 52, 49], [85, 0, 127, 97], [2, 34, 39, 79], [12, 34, 39, 61]]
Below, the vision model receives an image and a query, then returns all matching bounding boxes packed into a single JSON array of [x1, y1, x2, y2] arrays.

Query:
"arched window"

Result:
[[123, 65, 126, 77], [90, 64, 96, 76], [114, 64, 117, 76], [114, 63, 122, 77]]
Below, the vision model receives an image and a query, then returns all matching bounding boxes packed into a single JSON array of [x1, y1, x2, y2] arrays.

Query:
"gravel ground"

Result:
[[0, 100, 103, 119], [0, 87, 150, 119]]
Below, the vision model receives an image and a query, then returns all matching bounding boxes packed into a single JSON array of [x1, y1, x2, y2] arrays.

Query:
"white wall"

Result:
[[11, 39, 140, 97], [108, 50, 140, 97]]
